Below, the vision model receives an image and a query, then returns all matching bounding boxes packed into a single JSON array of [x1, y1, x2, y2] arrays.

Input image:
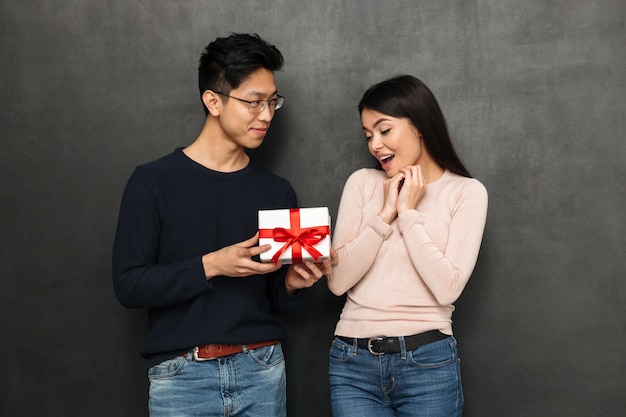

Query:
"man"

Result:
[[113, 33, 336, 417]]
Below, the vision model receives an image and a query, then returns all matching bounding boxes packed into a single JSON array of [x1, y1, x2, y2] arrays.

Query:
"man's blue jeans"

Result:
[[329, 335, 464, 417], [148, 343, 286, 417]]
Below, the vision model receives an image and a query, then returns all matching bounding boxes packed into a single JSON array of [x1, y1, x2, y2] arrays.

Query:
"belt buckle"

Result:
[[367, 337, 384, 355], [192, 346, 216, 361]]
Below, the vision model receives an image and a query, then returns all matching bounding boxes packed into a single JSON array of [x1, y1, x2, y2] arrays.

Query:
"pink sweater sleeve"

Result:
[[327, 170, 393, 295], [397, 180, 488, 305]]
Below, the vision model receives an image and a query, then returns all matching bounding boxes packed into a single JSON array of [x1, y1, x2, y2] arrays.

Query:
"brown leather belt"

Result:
[[183, 340, 279, 361]]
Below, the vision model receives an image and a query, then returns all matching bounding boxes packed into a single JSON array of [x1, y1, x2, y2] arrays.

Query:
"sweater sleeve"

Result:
[[327, 170, 393, 295], [266, 266, 307, 314], [397, 179, 488, 305], [112, 167, 211, 309]]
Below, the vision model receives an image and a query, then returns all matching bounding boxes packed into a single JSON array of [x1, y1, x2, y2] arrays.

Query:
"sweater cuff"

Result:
[[397, 210, 425, 235], [193, 256, 213, 290], [368, 215, 393, 239]]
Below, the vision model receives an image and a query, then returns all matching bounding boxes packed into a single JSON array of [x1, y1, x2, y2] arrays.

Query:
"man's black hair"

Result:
[[198, 33, 284, 115]]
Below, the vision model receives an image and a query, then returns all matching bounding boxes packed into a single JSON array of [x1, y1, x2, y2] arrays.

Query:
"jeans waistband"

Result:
[[336, 330, 448, 355]]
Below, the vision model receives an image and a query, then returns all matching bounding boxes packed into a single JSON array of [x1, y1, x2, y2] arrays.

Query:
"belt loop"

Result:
[[345, 337, 357, 356], [399, 336, 407, 359], [242, 344, 249, 353]]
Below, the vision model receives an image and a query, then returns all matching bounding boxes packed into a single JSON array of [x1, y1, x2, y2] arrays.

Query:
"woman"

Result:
[[327, 75, 488, 417]]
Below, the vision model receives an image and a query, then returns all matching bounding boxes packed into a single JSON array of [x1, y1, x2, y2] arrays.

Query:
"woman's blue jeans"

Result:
[[147, 343, 286, 417], [329, 335, 464, 417]]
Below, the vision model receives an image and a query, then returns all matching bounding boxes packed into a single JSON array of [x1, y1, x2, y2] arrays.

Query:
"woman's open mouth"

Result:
[[379, 154, 395, 170]]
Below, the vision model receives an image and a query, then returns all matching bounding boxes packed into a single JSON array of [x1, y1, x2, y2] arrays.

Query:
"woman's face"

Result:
[[361, 108, 425, 178]]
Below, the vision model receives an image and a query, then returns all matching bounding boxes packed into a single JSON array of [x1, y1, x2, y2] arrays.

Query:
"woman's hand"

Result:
[[378, 172, 405, 224], [397, 165, 426, 213]]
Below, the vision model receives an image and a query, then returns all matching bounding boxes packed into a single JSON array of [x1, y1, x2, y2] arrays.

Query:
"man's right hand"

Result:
[[202, 232, 282, 279]]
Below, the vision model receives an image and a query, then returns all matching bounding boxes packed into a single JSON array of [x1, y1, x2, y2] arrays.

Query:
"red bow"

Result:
[[259, 208, 330, 264]]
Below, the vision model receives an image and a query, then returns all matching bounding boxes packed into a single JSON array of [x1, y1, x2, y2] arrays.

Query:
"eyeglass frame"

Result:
[[212, 91, 285, 113]]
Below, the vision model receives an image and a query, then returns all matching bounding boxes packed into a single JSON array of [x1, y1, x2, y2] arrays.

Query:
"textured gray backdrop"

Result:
[[1, 1, 624, 416]]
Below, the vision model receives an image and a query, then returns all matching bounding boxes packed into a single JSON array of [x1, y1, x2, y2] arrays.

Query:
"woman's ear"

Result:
[[202, 90, 221, 117]]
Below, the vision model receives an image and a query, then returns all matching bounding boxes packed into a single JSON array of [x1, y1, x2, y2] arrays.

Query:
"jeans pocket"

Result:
[[148, 356, 187, 380], [407, 338, 455, 369], [247, 343, 284, 368], [329, 338, 350, 362]]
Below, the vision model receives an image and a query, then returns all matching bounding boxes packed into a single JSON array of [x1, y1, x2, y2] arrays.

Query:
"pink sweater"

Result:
[[328, 168, 488, 338]]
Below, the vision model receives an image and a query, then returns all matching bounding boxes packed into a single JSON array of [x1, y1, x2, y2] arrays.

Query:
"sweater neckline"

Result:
[[174, 147, 256, 179]]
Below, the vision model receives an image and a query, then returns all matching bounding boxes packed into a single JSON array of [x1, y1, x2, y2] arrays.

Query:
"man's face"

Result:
[[217, 68, 279, 150]]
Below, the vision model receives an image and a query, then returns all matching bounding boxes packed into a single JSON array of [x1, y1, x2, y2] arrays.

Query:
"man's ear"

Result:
[[202, 90, 222, 116]]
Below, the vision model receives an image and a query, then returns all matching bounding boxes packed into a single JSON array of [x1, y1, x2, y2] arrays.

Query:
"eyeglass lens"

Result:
[[249, 96, 284, 112]]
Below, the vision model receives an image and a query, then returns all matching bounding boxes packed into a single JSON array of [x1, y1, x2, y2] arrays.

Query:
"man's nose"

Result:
[[257, 104, 274, 121]]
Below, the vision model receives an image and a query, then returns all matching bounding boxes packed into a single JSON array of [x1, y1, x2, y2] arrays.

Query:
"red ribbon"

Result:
[[259, 208, 330, 264]]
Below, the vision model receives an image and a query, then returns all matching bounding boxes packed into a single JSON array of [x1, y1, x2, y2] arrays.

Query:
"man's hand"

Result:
[[285, 248, 338, 294], [202, 232, 282, 279]]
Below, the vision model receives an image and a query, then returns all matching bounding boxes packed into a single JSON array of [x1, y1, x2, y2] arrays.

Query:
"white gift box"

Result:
[[258, 207, 331, 264]]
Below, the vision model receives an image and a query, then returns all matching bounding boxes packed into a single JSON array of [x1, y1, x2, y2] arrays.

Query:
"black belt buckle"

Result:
[[367, 336, 385, 355]]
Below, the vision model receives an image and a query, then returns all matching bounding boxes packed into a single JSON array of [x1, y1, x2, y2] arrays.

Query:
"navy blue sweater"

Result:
[[112, 148, 303, 367]]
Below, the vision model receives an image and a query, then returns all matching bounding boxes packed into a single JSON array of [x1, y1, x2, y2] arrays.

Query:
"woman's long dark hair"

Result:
[[358, 75, 471, 178]]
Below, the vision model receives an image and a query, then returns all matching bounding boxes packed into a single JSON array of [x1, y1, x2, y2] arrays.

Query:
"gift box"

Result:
[[258, 207, 331, 264]]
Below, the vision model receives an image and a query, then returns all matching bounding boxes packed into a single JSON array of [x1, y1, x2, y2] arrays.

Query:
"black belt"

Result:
[[337, 330, 448, 355]]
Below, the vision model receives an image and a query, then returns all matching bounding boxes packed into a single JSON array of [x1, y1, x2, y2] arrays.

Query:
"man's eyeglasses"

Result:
[[214, 92, 285, 113]]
